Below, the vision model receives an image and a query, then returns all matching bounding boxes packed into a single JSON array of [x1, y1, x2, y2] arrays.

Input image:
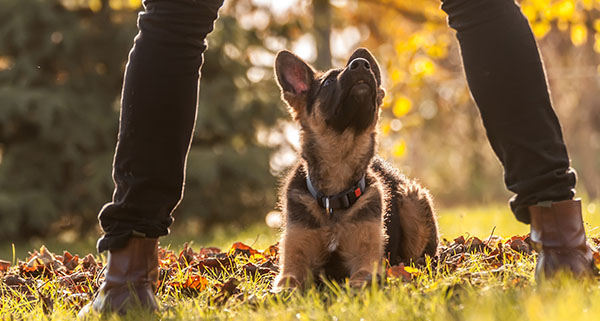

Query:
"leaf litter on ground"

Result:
[[2, 234, 600, 316]]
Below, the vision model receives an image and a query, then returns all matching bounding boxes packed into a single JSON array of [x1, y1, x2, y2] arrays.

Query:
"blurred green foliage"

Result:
[[0, 0, 302, 240], [0, 0, 134, 238]]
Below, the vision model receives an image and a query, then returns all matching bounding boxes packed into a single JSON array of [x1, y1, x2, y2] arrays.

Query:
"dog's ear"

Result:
[[347, 48, 382, 87], [275, 50, 315, 119]]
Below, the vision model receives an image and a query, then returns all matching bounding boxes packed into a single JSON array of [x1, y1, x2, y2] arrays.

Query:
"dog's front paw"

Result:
[[349, 270, 372, 288], [272, 274, 301, 293]]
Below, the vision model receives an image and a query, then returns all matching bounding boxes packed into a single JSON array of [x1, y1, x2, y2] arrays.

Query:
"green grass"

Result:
[[4, 200, 599, 260], [1, 201, 600, 321]]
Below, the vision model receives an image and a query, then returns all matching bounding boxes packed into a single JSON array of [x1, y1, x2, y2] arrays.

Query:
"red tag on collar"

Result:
[[354, 188, 362, 197]]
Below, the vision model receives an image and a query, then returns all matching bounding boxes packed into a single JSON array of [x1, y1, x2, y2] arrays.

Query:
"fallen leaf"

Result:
[[220, 278, 240, 295], [81, 254, 97, 270], [3, 275, 27, 286], [228, 242, 260, 258], [243, 263, 277, 276], [264, 243, 278, 258], [170, 274, 208, 292], [213, 278, 241, 306], [197, 256, 232, 273], [453, 236, 465, 245], [466, 237, 488, 252], [508, 238, 530, 254], [387, 264, 412, 282], [0, 260, 10, 272], [593, 251, 600, 271]]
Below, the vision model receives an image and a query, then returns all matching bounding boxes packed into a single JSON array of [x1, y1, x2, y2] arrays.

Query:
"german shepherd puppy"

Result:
[[273, 48, 438, 290]]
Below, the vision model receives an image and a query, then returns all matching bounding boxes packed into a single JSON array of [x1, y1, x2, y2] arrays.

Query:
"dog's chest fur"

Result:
[[282, 162, 385, 278], [300, 113, 377, 195]]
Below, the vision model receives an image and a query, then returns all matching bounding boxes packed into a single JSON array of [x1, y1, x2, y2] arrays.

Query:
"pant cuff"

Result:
[[510, 195, 576, 225], [97, 228, 166, 253]]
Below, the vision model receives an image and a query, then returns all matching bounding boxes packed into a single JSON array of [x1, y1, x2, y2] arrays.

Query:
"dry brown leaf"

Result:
[[0, 260, 10, 272], [387, 264, 412, 282]]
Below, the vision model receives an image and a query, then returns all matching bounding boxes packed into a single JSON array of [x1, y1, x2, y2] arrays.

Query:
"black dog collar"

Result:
[[306, 173, 366, 215]]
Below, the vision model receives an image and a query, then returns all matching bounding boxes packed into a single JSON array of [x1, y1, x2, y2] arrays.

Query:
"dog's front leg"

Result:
[[337, 220, 385, 288], [274, 225, 327, 292]]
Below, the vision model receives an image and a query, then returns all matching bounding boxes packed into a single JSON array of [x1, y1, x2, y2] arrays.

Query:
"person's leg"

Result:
[[97, 0, 224, 253], [81, 0, 224, 315], [440, 0, 592, 278]]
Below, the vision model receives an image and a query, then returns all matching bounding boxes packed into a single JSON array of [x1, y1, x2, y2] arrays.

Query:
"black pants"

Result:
[[440, 0, 576, 222], [97, 0, 576, 252], [96, 0, 225, 252]]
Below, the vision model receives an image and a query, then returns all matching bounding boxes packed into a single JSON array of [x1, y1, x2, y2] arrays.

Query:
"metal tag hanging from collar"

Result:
[[324, 197, 333, 216]]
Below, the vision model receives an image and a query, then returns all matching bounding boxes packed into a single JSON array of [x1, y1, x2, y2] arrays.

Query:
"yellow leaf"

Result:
[[404, 266, 420, 274], [109, 0, 123, 10], [426, 44, 447, 59], [555, 0, 575, 20], [408, 34, 425, 50], [392, 140, 407, 158], [532, 0, 551, 10], [593, 251, 600, 271], [381, 121, 391, 136], [89, 0, 102, 12], [543, 7, 553, 20], [521, 5, 537, 22], [594, 19, 600, 32], [392, 97, 412, 118], [594, 35, 600, 53], [411, 57, 436, 76], [532, 21, 551, 38], [571, 24, 588, 46], [128, 0, 142, 8], [390, 69, 405, 83]]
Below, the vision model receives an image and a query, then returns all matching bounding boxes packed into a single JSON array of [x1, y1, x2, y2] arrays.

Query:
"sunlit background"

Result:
[[1, 0, 599, 252]]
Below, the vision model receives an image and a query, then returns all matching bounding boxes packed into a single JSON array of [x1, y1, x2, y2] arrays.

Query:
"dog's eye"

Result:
[[322, 78, 333, 87]]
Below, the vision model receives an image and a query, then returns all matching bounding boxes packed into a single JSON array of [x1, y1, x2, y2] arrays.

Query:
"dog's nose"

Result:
[[349, 58, 370, 71]]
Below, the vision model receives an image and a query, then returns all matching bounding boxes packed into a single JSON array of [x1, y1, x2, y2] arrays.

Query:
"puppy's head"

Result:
[[275, 48, 385, 135]]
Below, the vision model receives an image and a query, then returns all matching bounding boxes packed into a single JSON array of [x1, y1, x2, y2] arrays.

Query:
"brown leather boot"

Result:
[[78, 237, 159, 317], [529, 199, 594, 280]]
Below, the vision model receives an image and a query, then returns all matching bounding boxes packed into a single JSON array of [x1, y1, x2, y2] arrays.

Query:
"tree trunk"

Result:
[[313, 0, 332, 70]]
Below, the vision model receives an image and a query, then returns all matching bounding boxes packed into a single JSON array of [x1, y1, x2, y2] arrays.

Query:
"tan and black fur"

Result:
[[273, 48, 439, 290]]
